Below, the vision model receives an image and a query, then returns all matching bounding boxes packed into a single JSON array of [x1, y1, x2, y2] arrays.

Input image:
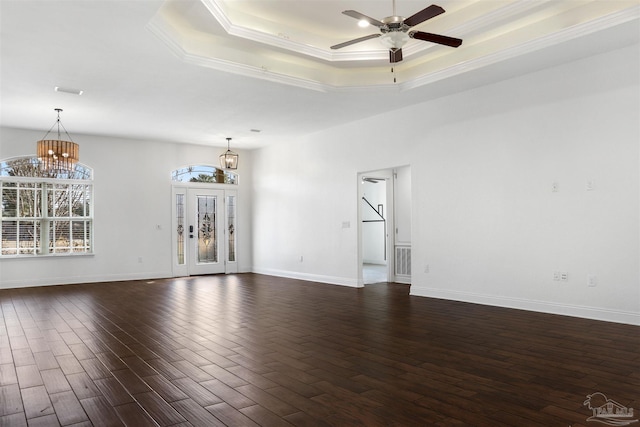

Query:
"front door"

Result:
[[172, 187, 237, 276], [188, 189, 224, 275]]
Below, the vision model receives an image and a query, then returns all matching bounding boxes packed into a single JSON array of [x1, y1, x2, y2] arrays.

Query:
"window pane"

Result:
[[171, 165, 238, 184], [84, 185, 91, 217], [176, 194, 185, 265], [227, 195, 236, 262], [71, 185, 85, 217], [71, 220, 89, 252], [18, 186, 40, 218], [50, 220, 71, 253], [1, 220, 17, 254], [2, 188, 17, 217], [51, 186, 70, 217], [18, 220, 39, 254]]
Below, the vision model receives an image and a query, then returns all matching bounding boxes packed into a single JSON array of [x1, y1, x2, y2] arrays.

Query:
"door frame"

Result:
[[171, 183, 238, 277], [358, 169, 395, 285]]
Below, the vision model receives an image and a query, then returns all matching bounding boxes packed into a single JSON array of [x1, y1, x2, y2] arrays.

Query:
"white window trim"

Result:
[[1, 175, 94, 258]]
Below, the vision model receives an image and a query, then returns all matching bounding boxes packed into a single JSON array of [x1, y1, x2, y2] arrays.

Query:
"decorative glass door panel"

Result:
[[187, 189, 224, 275], [224, 191, 238, 273], [196, 195, 217, 263]]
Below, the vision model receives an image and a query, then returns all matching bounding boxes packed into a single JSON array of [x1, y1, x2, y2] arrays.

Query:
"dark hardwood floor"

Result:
[[0, 274, 638, 426]]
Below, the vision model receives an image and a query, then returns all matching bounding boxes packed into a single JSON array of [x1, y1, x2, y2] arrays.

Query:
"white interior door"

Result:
[[187, 188, 225, 275]]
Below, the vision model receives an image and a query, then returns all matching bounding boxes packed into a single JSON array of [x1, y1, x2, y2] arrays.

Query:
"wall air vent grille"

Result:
[[395, 245, 411, 276]]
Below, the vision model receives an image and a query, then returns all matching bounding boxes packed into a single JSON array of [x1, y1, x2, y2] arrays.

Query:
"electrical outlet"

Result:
[[553, 271, 568, 282], [552, 181, 559, 192], [424, 265, 429, 273], [587, 274, 597, 287]]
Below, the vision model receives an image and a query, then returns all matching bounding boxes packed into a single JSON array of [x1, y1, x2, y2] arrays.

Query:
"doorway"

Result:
[[360, 170, 393, 284], [358, 166, 412, 285], [172, 186, 238, 277]]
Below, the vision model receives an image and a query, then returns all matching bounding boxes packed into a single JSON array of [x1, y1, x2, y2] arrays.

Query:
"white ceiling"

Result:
[[1, 0, 638, 150]]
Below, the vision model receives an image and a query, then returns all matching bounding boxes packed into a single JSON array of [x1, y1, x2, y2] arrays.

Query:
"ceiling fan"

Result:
[[330, 1, 462, 63]]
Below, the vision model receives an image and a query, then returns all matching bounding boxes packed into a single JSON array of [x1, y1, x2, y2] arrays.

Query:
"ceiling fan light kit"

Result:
[[331, 2, 463, 64], [379, 31, 410, 50]]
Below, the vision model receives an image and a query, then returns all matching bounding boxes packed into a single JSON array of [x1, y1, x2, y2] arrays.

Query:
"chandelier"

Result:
[[37, 108, 79, 172], [219, 137, 238, 170]]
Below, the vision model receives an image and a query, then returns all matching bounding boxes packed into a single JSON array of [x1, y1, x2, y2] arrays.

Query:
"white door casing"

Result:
[[172, 186, 238, 276]]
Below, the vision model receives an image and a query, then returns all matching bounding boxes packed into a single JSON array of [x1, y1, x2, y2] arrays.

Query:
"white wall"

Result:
[[0, 128, 253, 288], [250, 44, 640, 325], [394, 165, 411, 244]]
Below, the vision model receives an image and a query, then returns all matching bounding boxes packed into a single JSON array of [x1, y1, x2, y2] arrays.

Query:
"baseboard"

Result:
[[394, 276, 411, 285], [252, 267, 362, 287], [0, 270, 174, 289], [410, 286, 640, 326]]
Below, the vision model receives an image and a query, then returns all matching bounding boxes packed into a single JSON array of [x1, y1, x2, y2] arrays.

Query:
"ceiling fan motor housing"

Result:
[[379, 16, 411, 49], [381, 15, 410, 31]]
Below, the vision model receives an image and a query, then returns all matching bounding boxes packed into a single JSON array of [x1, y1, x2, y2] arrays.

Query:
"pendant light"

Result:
[[219, 137, 238, 170], [36, 108, 79, 172]]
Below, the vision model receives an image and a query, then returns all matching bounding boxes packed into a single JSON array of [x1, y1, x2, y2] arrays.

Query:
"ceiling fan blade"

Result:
[[331, 33, 381, 50], [403, 4, 445, 27], [389, 48, 403, 63], [342, 10, 385, 28], [409, 31, 462, 47]]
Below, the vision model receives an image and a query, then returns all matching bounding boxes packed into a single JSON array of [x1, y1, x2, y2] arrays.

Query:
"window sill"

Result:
[[0, 253, 95, 260]]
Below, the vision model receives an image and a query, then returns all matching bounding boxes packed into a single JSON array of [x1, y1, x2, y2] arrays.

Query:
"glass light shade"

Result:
[[37, 139, 79, 171], [380, 32, 409, 49], [219, 150, 238, 170]]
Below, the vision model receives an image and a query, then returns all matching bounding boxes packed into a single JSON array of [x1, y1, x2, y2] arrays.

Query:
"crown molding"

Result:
[[149, 2, 640, 92], [404, 5, 640, 91], [147, 17, 333, 92], [200, 0, 558, 62]]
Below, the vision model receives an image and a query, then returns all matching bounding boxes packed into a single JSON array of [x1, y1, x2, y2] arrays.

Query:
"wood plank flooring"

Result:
[[0, 274, 638, 426]]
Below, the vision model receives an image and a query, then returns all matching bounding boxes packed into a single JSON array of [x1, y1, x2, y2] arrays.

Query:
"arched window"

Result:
[[0, 156, 93, 256], [171, 165, 237, 185]]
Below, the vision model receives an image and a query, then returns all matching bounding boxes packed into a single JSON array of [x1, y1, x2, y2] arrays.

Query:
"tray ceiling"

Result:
[[0, 0, 638, 149]]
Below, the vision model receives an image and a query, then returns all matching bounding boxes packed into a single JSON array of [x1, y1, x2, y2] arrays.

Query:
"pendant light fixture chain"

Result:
[[42, 108, 75, 143]]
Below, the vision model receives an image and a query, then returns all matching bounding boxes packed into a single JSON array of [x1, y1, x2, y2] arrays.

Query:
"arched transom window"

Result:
[[171, 165, 238, 185]]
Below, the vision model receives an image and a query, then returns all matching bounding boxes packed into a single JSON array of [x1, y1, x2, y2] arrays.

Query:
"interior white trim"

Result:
[[410, 286, 640, 326], [146, 18, 331, 93], [201, 0, 557, 63], [0, 270, 174, 290], [252, 267, 363, 288], [150, 5, 640, 92], [403, 6, 640, 90]]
